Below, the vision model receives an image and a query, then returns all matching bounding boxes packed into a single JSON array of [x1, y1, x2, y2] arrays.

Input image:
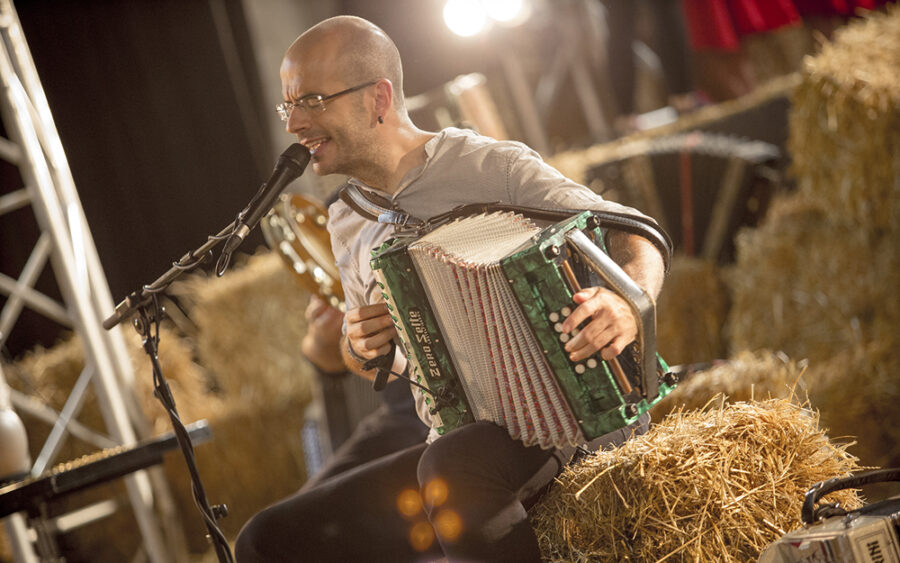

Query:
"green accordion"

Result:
[[371, 209, 675, 449]]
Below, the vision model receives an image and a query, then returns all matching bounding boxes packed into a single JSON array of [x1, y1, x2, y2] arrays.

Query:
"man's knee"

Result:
[[234, 510, 270, 562], [417, 423, 506, 496], [234, 507, 295, 562]]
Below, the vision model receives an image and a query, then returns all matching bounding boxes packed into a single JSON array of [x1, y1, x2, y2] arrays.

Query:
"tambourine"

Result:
[[261, 193, 345, 311]]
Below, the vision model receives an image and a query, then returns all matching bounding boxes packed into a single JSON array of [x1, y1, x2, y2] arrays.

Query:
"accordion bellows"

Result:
[[412, 213, 583, 448]]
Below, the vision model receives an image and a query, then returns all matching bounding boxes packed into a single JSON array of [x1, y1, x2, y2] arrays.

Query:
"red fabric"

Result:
[[682, 0, 802, 50], [792, 0, 886, 16], [683, 0, 742, 50], [727, 0, 800, 33], [682, 0, 895, 49]]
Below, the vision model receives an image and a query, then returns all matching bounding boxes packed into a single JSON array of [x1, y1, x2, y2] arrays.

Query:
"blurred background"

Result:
[[1, 0, 898, 561], [2, 0, 827, 357]]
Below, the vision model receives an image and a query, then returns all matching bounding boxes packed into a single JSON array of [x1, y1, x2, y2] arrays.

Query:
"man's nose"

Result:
[[285, 107, 310, 134]]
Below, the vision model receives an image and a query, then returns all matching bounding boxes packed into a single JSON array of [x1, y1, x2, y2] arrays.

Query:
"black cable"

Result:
[[363, 355, 461, 415], [135, 297, 234, 563]]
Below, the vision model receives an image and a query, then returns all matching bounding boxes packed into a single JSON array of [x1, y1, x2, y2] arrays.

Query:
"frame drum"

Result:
[[261, 194, 344, 311]]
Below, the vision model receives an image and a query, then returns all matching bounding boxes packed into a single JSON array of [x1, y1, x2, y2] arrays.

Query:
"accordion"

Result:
[[370, 207, 676, 449]]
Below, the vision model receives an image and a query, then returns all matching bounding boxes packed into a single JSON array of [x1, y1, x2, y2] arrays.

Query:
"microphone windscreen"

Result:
[[281, 143, 311, 170]]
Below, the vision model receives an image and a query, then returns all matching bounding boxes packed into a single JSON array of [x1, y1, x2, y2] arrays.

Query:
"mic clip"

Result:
[[363, 342, 396, 392]]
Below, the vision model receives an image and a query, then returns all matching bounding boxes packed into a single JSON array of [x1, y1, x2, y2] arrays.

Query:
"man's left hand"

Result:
[[560, 287, 637, 363]]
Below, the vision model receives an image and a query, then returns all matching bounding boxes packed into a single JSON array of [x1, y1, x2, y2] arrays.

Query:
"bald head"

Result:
[[283, 16, 405, 108]]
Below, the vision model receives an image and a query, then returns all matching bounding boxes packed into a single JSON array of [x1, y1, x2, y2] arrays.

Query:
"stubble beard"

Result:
[[326, 124, 382, 184]]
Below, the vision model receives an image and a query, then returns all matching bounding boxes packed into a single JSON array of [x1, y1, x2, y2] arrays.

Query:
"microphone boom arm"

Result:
[[103, 143, 310, 330], [102, 220, 237, 330]]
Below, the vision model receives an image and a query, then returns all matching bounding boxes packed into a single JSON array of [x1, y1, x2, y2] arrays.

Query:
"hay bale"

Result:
[[164, 400, 309, 553], [726, 194, 897, 362], [651, 350, 806, 422], [171, 251, 313, 407], [656, 256, 729, 366], [531, 398, 863, 562], [789, 5, 900, 232], [10, 325, 212, 460], [163, 251, 316, 552], [725, 11, 900, 478], [5, 251, 317, 560], [5, 325, 215, 562], [805, 336, 900, 470]]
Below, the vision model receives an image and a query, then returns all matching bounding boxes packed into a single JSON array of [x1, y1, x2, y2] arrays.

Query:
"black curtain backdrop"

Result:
[[2, 0, 272, 357]]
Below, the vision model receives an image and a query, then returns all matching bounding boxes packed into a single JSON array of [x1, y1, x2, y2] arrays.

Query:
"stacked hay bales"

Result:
[[727, 6, 900, 470], [172, 252, 312, 406], [3, 326, 211, 561], [790, 6, 900, 234], [168, 251, 315, 550], [3, 251, 315, 559], [531, 398, 862, 562], [727, 195, 889, 360], [655, 256, 729, 366]]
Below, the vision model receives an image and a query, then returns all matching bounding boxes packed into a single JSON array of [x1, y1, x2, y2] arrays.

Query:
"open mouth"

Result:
[[305, 137, 329, 156]]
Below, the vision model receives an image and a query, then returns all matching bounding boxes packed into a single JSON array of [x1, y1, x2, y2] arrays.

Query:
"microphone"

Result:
[[221, 143, 311, 257]]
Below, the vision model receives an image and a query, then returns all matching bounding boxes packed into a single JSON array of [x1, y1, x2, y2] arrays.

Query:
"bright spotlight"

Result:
[[443, 0, 489, 37], [484, 0, 526, 23]]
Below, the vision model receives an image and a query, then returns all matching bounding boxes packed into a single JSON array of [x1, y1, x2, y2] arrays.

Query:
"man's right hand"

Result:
[[344, 303, 397, 362], [301, 295, 346, 374]]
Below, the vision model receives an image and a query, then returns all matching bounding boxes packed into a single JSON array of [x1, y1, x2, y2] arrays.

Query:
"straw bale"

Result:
[[9, 325, 212, 458], [651, 350, 806, 423], [726, 193, 897, 362], [5, 251, 317, 559], [788, 5, 900, 231], [531, 398, 863, 563], [5, 325, 217, 561], [656, 257, 729, 366], [171, 251, 314, 408], [164, 398, 309, 553], [805, 335, 900, 470]]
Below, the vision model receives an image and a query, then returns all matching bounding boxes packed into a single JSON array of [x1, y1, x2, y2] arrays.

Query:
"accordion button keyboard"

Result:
[[561, 306, 572, 317], [548, 312, 560, 323], [559, 333, 570, 343], [575, 364, 586, 374], [554, 322, 564, 333], [587, 358, 598, 369]]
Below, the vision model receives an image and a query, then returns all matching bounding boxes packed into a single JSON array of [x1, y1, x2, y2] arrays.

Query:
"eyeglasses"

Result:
[[276, 81, 378, 121]]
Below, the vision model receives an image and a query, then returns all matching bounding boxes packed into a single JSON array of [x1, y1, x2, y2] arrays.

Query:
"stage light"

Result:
[[443, 0, 531, 37], [443, 0, 489, 37], [484, 0, 527, 24]]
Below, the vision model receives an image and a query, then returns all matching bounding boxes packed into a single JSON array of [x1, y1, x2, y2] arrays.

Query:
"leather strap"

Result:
[[338, 185, 673, 270], [337, 184, 424, 228]]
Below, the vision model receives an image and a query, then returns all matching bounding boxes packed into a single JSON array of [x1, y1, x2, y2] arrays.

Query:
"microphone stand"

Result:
[[104, 216, 252, 563]]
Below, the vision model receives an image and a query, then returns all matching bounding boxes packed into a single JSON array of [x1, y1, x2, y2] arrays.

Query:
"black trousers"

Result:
[[303, 378, 429, 491], [235, 415, 648, 562]]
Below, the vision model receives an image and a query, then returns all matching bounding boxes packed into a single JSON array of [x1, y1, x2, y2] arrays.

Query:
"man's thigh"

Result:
[[237, 442, 440, 562]]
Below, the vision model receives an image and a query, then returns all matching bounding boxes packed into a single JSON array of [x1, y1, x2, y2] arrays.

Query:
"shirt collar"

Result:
[[347, 130, 448, 200]]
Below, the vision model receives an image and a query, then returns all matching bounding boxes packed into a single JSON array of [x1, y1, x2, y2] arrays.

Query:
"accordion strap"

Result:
[[338, 184, 425, 228], [338, 185, 673, 270]]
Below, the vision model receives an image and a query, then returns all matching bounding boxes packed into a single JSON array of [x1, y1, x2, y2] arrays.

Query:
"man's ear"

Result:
[[372, 78, 394, 117]]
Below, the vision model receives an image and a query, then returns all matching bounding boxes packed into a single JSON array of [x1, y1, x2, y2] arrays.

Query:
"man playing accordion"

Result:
[[236, 15, 667, 563]]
